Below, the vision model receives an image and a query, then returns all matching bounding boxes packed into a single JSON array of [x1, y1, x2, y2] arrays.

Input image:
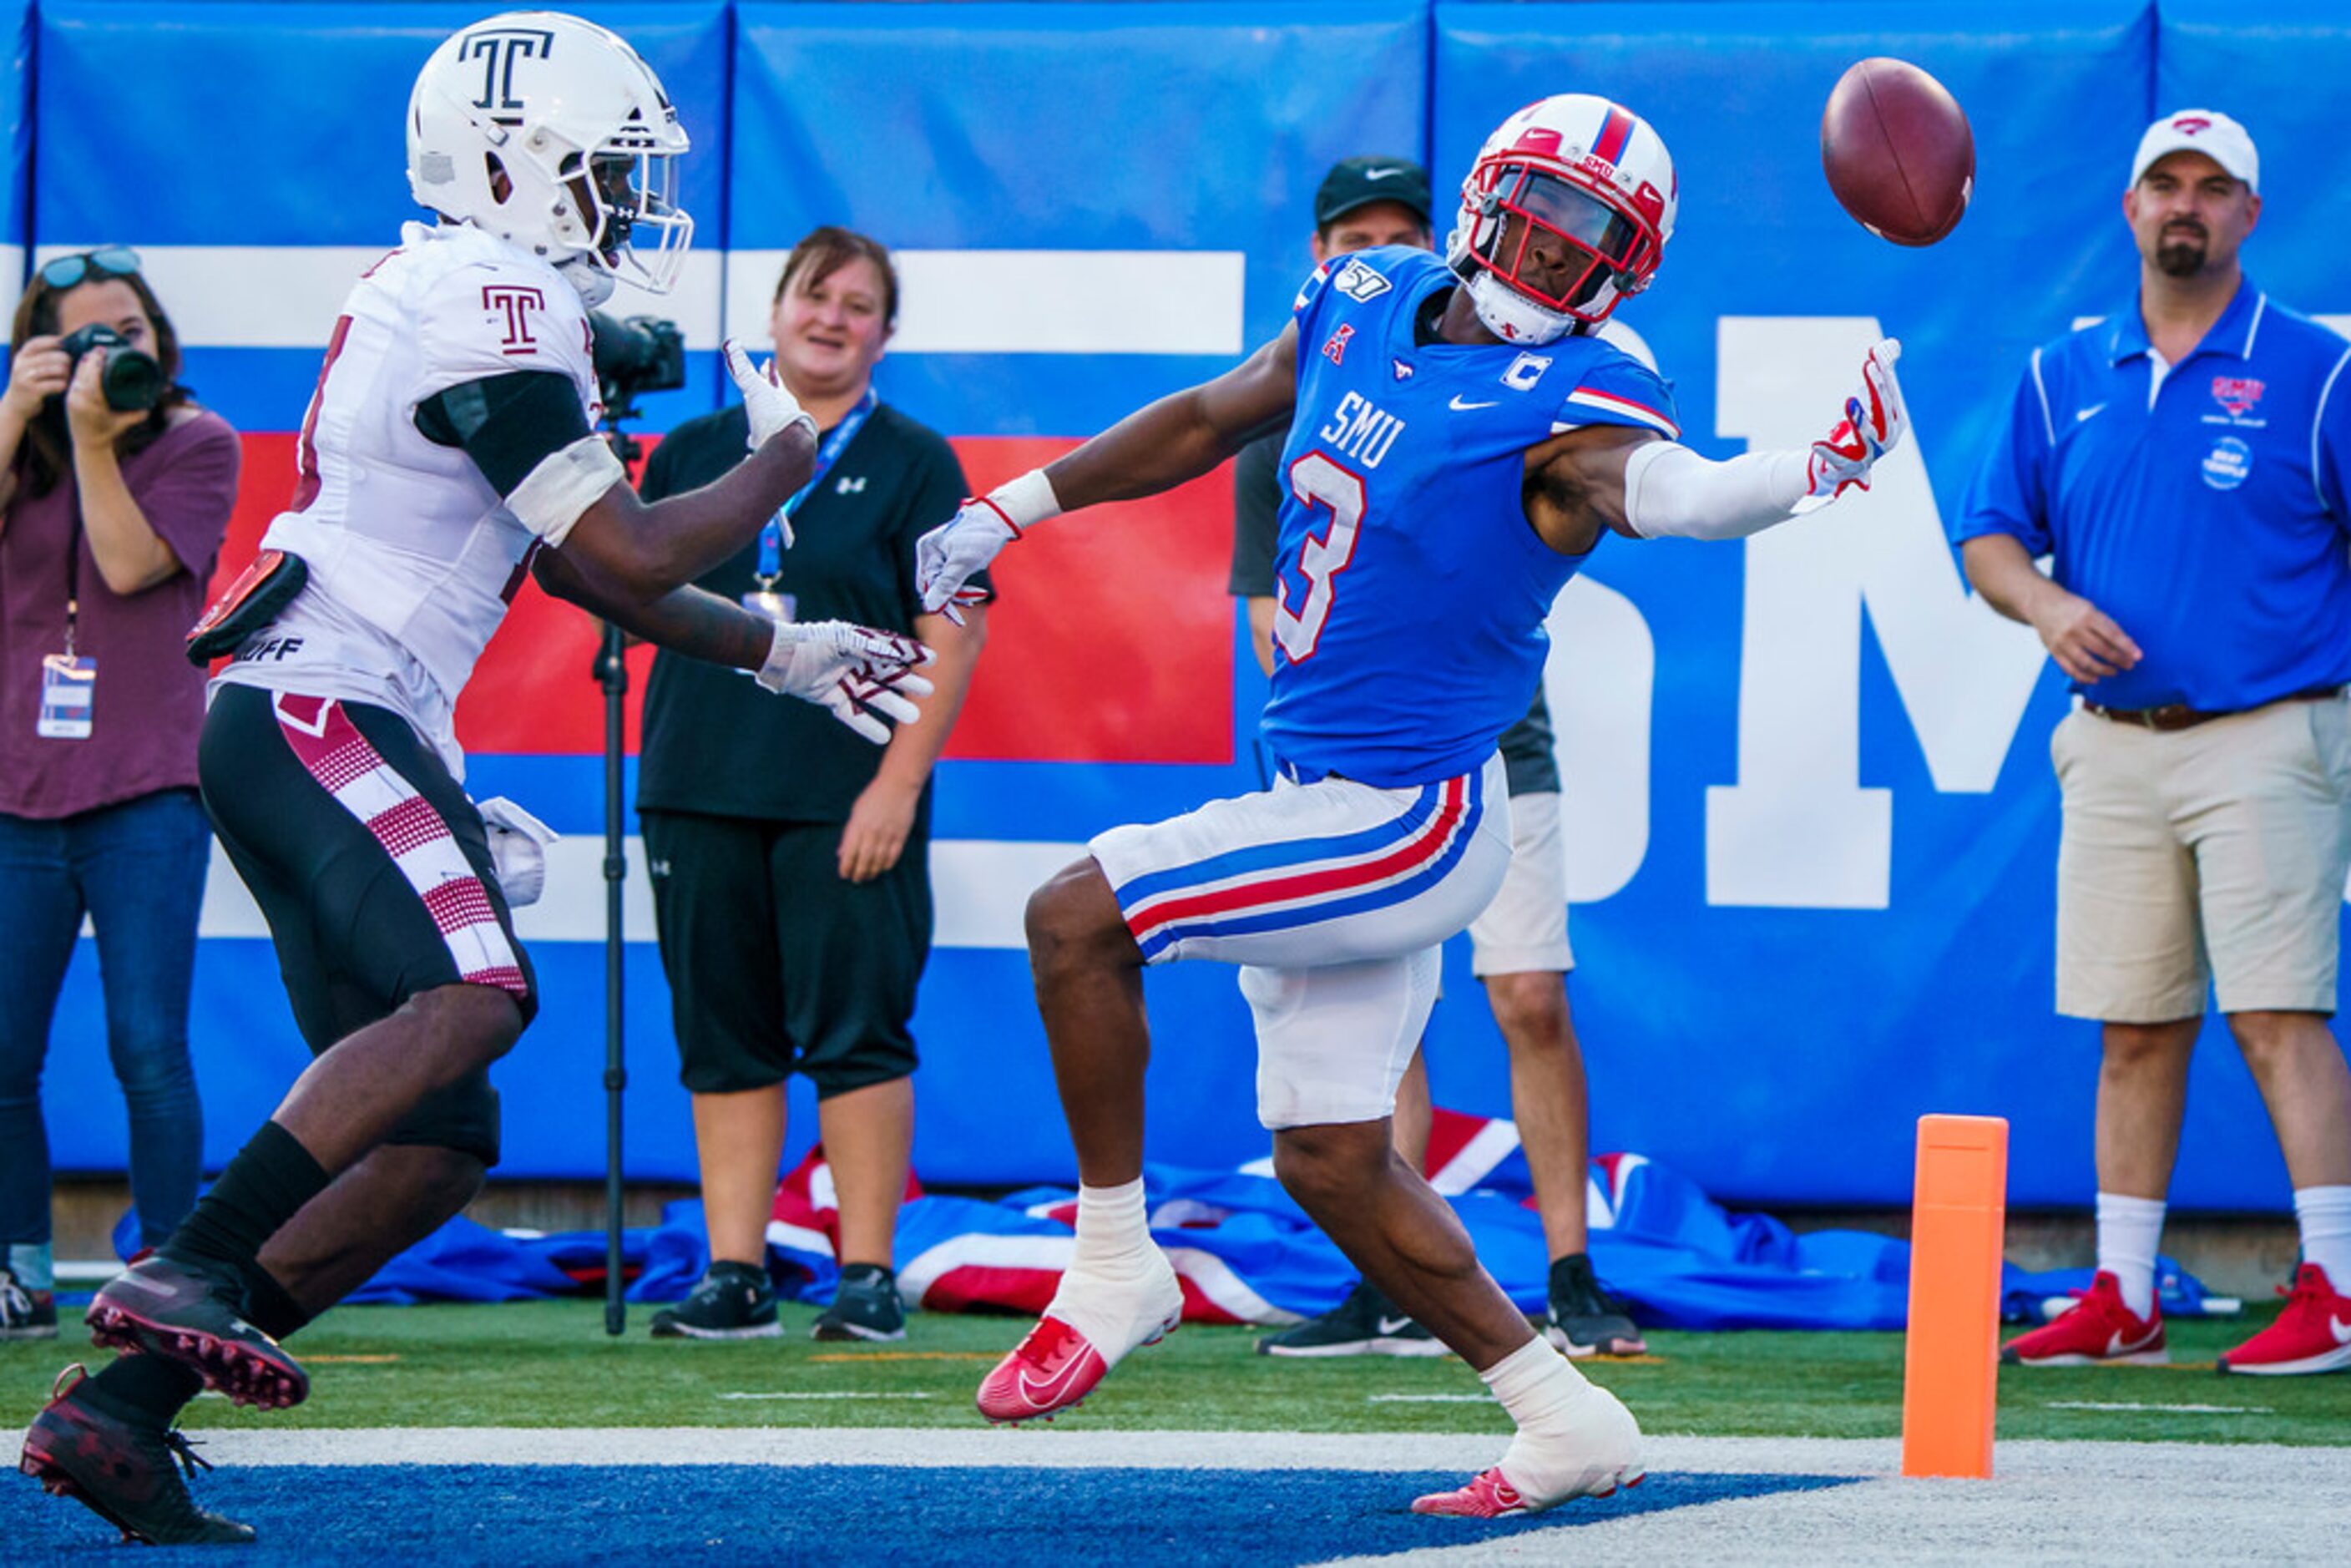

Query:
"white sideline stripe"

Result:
[[185, 836, 1080, 949], [717, 1392, 935, 1402], [1367, 1393, 1493, 1404], [2044, 1401, 2271, 1414], [33, 244, 1245, 357]]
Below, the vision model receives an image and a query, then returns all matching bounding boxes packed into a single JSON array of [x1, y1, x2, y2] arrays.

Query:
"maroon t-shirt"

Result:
[[0, 410, 241, 818]]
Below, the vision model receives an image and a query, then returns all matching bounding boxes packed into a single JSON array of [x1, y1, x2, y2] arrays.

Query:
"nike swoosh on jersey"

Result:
[[1449, 395, 1499, 411], [2076, 403, 2107, 422]]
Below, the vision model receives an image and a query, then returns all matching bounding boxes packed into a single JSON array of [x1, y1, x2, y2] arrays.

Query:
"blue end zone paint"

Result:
[[5, 1464, 1855, 1564]]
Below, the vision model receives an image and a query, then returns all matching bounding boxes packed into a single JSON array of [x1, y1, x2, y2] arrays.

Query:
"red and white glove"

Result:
[[915, 470, 1060, 624], [1798, 337, 1908, 512], [755, 620, 934, 745]]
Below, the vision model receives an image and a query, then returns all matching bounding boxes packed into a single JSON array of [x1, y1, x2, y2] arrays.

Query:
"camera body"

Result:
[[588, 311, 685, 425], [56, 323, 168, 412]]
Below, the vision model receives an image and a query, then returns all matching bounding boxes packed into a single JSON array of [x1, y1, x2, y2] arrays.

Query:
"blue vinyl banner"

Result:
[[28, 0, 2351, 1215]]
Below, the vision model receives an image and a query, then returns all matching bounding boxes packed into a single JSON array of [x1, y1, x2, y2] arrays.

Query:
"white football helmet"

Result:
[[407, 10, 692, 306], [1445, 94, 1677, 345]]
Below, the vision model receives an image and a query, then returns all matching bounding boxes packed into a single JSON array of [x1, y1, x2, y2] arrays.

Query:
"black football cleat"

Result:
[[20, 1364, 256, 1545], [86, 1256, 308, 1410]]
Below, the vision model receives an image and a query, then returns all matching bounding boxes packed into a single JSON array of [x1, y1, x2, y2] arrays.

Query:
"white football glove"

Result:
[[914, 470, 1059, 624], [754, 620, 935, 745], [724, 337, 818, 454], [914, 500, 1016, 625], [1798, 337, 1909, 512]]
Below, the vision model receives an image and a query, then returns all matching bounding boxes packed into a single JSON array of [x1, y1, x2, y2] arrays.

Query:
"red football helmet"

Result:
[[1445, 94, 1677, 344]]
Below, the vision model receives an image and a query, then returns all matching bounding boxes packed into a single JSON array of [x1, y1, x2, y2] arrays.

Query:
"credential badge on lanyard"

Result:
[[743, 388, 877, 623], [38, 529, 95, 739]]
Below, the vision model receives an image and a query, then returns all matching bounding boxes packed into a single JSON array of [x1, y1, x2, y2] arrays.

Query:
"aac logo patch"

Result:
[[2202, 435, 2252, 491], [1322, 324, 1354, 366]]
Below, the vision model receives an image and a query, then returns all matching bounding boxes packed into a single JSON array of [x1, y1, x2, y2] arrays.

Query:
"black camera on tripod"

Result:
[[56, 322, 168, 412], [588, 311, 685, 427]]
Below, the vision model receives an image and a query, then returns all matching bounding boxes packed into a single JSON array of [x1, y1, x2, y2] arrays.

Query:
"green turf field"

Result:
[[8, 1301, 2346, 1445]]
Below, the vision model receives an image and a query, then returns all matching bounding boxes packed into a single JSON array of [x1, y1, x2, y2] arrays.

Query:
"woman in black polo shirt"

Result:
[[636, 228, 989, 1342]]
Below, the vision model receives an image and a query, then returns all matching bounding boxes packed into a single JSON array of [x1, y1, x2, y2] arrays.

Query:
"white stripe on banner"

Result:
[[190, 835, 1082, 948], [36, 245, 1245, 357], [0, 245, 25, 332], [33, 245, 726, 350], [724, 250, 1246, 356]]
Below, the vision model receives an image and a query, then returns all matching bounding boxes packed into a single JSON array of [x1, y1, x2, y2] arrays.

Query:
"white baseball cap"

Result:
[[2131, 109, 2259, 193]]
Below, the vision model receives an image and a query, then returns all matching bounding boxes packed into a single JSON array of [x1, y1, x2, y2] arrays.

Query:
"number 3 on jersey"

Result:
[[1272, 451, 1366, 665]]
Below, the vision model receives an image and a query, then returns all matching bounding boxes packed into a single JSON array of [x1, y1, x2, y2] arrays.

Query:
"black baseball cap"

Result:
[[1313, 155, 1433, 230]]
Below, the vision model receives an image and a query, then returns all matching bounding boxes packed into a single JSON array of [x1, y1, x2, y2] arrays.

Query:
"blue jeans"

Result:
[[0, 790, 210, 1252]]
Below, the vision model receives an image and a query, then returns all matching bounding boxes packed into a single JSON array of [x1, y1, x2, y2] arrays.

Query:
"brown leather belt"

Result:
[[2082, 684, 2347, 732]]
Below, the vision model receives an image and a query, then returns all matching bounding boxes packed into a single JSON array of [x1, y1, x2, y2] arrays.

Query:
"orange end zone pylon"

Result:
[[1901, 1114, 2009, 1479]]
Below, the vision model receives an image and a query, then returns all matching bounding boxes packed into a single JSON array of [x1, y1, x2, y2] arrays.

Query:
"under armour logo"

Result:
[[482, 285, 546, 355], [836, 475, 867, 495], [463, 27, 555, 112]]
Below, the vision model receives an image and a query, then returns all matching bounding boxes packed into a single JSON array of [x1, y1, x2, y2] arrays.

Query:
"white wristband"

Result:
[[988, 468, 1063, 533], [1623, 442, 1811, 542]]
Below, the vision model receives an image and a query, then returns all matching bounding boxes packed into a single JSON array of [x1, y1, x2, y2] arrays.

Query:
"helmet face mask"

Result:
[[1446, 94, 1676, 344], [407, 12, 693, 304]]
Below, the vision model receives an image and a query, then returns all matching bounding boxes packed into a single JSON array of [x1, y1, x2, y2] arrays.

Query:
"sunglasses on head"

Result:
[[38, 246, 142, 291]]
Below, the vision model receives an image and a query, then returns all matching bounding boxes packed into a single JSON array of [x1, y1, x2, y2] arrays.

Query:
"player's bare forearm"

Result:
[[1045, 329, 1297, 510], [564, 424, 817, 594], [533, 549, 771, 671]]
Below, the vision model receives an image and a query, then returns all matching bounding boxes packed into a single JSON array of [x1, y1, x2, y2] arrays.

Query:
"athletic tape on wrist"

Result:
[[988, 468, 1063, 534], [508, 435, 626, 546]]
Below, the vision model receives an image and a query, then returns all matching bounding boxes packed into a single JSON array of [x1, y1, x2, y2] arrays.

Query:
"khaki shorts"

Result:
[[1468, 787, 1575, 977], [2054, 695, 2351, 1022]]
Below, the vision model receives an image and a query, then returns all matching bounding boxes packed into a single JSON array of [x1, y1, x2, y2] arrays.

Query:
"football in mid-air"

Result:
[[1821, 58, 1974, 246]]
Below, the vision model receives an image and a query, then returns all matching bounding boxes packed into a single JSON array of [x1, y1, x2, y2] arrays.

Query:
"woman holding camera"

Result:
[[0, 249, 241, 1338]]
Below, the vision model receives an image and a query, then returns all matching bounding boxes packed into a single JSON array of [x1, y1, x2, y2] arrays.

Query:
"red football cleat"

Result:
[[1412, 1463, 1644, 1518], [2000, 1270, 2166, 1367], [979, 1317, 1103, 1424], [2218, 1263, 2351, 1377]]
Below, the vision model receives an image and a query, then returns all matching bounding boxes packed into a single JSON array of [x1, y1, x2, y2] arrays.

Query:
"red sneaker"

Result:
[[1412, 1464, 1644, 1518], [2217, 1263, 2351, 1377], [2000, 1270, 2166, 1367], [975, 1309, 1178, 1424]]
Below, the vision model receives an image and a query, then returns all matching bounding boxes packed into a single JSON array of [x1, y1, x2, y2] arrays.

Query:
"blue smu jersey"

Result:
[[1259, 247, 1681, 787]]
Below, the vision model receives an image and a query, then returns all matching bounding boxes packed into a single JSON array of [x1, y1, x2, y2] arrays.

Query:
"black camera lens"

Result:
[[57, 321, 169, 413]]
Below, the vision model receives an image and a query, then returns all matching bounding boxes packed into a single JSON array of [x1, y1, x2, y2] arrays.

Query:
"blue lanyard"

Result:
[[754, 388, 876, 589]]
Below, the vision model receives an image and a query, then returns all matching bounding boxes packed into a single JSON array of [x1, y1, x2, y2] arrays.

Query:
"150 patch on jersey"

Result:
[[1332, 259, 1393, 302]]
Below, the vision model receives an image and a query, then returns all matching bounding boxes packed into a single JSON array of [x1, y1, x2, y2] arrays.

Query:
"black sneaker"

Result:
[[19, 1364, 256, 1545], [2, 1266, 58, 1340], [811, 1264, 907, 1343], [1546, 1252, 1646, 1358], [86, 1255, 307, 1409], [649, 1262, 781, 1339], [1256, 1281, 1449, 1358]]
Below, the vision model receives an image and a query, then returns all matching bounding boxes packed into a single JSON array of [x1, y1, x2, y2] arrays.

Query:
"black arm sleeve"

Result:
[[414, 371, 596, 498], [1227, 427, 1287, 597]]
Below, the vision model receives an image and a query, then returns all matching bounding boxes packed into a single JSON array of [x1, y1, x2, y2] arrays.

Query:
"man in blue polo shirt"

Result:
[[1955, 109, 2351, 1377]]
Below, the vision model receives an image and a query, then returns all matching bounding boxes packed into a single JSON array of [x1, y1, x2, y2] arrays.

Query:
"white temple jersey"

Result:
[[212, 221, 601, 776]]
